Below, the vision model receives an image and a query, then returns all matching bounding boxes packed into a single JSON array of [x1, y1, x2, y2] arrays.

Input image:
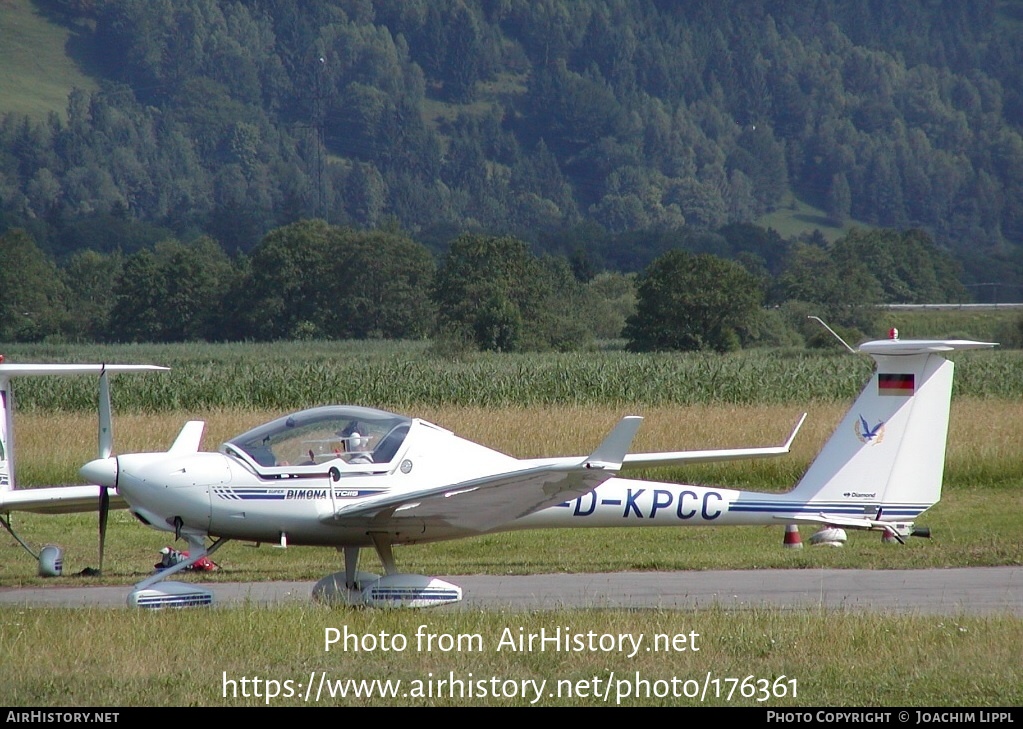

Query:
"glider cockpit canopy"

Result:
[[221, 405, 411, 470]]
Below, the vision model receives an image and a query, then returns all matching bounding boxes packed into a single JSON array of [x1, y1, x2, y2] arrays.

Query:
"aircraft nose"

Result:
[[80, 457, 117, 488]]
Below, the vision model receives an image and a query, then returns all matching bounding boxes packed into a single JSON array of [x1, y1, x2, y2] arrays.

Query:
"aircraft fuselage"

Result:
[[111, 449, 916, 549]]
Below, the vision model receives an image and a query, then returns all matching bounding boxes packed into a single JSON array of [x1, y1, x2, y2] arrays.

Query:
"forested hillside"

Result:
[[1, 0, 1022, 348]]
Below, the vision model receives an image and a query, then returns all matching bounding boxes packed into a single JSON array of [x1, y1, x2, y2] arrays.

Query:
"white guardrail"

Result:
[[881, 303, 1023, 310]]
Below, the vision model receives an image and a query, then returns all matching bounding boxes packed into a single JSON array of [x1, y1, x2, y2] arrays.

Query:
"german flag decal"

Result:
[[878, 373, 914, 396]]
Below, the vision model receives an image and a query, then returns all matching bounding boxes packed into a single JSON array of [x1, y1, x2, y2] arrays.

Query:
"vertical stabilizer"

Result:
[[0, 371, 15, 492], [790, 339, 994, 519]]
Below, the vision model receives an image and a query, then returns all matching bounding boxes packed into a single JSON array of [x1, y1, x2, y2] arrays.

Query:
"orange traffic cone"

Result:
[[783, 524, 803, 549]]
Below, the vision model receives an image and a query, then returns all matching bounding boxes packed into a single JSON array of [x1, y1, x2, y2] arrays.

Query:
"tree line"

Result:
[[0, 221, 972, 352]]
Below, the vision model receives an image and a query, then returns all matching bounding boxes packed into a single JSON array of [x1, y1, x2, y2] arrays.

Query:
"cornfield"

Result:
[[2, 341, 1017, 412]]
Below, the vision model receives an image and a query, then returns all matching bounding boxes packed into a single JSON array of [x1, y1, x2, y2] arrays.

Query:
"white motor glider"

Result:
[[1, 335, 993, 608]]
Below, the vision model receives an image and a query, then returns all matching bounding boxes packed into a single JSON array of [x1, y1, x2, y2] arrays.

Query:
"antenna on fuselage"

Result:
[[807, 316, 857, 354]]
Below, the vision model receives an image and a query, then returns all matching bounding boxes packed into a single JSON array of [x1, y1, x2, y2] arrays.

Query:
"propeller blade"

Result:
[[97, 368, 113, 576], [98, 485, 110, 575], [98, 368, 112, 459]]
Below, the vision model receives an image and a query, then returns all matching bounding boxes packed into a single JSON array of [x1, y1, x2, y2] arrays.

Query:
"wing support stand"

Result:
[[0, 513, 40, 560], [127, 535, 228, 609], [313, 533, 462, 609]]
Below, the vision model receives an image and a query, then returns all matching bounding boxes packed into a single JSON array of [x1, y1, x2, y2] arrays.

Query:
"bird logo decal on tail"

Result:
[[855, 415, 885, 445]]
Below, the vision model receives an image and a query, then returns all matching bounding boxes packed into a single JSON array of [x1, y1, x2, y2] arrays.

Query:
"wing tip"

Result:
[[585, 416, 642, 470]]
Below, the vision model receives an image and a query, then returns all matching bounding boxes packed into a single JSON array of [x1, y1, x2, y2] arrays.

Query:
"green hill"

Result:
[[0, 0, 97, 120], [0, 0, 1021, 299], [756, 194, 869, 243]]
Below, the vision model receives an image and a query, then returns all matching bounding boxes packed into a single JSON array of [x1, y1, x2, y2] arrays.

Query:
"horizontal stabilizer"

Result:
[[858, 339, 996, 355]]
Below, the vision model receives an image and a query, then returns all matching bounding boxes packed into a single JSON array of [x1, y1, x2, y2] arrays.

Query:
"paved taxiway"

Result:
[[1, 567, 1020, 614]]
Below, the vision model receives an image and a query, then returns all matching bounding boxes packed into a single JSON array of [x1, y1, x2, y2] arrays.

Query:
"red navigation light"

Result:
[[888, 328, 899, 340]]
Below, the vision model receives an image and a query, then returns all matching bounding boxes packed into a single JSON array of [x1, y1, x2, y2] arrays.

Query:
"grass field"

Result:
[[0, 341, 1020, 707], [0, 0, 98, 119], [2, 607, 1020, 706]]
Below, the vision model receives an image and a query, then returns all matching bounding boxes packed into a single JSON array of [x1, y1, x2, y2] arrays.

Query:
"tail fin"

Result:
[[1, 368, 14, 492], [790, 338, 995, 526]]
